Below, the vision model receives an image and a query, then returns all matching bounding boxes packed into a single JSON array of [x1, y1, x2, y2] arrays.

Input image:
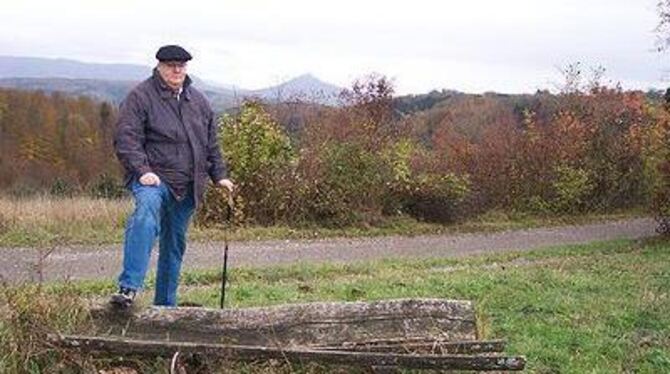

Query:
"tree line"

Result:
[[0, 89, 120, 197], [201, 73, 670, 228], [2, 77, 670, 230]]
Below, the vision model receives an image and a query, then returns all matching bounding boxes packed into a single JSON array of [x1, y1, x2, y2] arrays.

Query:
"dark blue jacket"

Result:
[[114, 69, 227, 208]]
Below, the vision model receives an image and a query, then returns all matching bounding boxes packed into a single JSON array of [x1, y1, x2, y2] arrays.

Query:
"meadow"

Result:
[[2, 238, 668, 373]]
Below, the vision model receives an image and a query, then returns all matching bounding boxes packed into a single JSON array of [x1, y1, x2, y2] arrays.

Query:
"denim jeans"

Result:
[[117, 179, 195, 306]]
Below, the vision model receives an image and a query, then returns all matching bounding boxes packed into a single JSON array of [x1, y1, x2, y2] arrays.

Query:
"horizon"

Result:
[[3, 54, 667, 98]]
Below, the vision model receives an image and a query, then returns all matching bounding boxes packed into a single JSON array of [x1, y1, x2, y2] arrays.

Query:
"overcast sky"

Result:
[[2, 0, 668, 94]]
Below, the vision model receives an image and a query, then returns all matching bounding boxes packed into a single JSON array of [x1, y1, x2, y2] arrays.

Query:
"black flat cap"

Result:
[[155, 45, 192, 62]]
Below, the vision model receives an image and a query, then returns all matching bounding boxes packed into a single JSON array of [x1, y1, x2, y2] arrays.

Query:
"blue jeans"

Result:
[[118, 179, 195, 306]]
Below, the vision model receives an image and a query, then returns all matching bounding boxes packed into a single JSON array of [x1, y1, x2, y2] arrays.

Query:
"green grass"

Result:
[[179, 239, 670, 373], [0, 193, 647, 247], [3, 238, 669, 372]]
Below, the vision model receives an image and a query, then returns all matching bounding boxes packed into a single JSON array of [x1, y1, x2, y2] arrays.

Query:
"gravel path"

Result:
[[0, 218, 656, 284]]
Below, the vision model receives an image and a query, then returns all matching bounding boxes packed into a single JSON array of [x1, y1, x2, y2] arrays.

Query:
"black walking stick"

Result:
[[220, 191, 234, 309]]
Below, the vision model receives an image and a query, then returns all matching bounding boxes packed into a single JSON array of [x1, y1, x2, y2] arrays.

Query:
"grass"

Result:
[[0, 195, 132, 247], [0, 194, 648, 247], [2, 238, 669, 372]]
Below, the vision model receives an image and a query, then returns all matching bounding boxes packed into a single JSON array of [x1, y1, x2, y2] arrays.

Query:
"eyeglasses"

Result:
[[161, 61, 187, 70]]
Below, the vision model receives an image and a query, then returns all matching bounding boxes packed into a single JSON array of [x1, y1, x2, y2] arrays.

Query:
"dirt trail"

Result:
[[0, 218, 656, 284]]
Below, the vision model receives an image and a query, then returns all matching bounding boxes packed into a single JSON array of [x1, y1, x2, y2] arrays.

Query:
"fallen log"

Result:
[[48, 334, 526, 371], [91, 298, 477, 346], [315, 339, 506, 354]]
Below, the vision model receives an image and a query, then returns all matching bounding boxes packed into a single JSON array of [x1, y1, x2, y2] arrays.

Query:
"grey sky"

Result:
[[2, 0, 667, 94]]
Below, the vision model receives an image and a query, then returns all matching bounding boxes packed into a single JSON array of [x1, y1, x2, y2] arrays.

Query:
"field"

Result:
[[2, 238, 669, 373]]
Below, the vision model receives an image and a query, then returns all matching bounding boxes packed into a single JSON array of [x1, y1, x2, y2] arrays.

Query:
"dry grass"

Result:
[[0, 195, 132, 246], [0, 284, 95, 373], [0, 195, 132, 226], [0, 194, 646, 247]]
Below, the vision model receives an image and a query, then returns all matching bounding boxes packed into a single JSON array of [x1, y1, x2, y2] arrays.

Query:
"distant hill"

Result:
[[0, 56, 151, 81], [247, 74, 344, 105], [0, 56, 344, 110], [0, 77, 136, 105], [393, 89, 465, 115]]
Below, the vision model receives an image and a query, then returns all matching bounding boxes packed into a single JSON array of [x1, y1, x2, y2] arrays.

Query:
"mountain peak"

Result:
[[249, 73, 343, 104], [289, 73, 320, 82]]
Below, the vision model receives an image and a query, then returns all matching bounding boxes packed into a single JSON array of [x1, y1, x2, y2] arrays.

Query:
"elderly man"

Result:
[[111, 45, 233, 307]]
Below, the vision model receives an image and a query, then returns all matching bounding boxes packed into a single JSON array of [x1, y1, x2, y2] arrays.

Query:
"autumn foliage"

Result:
[[0, 89, 121, 197], [1, 74, 669, 228]]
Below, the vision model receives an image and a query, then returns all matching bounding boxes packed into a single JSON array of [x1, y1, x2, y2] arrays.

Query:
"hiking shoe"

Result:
[[110, 286, 136, 308]]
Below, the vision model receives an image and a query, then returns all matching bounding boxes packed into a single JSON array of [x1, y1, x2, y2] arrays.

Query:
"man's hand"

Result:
[[139, 172, 161, 186], [218, 178, 235, 193]]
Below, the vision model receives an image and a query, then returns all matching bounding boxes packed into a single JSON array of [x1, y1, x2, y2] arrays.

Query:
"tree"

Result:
[[657, 1, 670, 51]]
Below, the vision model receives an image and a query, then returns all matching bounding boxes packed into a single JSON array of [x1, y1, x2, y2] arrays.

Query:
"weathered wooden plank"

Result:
[[91, 298, 477, 346], [48, 334, 526, 371], [316, 339, 506, 354]]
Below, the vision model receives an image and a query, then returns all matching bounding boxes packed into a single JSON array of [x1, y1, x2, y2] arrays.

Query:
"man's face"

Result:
[[157, 61, 187, 90]]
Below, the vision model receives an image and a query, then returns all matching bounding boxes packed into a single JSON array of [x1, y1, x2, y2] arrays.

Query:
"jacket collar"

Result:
[[152, 68, 192, 101]]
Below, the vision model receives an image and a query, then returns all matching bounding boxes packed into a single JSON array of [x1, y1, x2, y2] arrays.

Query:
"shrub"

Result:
[[549, 165, 594, 214], [196, 102, 295, 226], [87, 173, 125, 199], [518, 195, 553, 215], [300, 141, 389, 226], [651, 160, 670, 235], [48, 178, 77, 197], [641, 104, 670, 234], [401, 173, 471, 223], [381, 139, 416, 215]]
